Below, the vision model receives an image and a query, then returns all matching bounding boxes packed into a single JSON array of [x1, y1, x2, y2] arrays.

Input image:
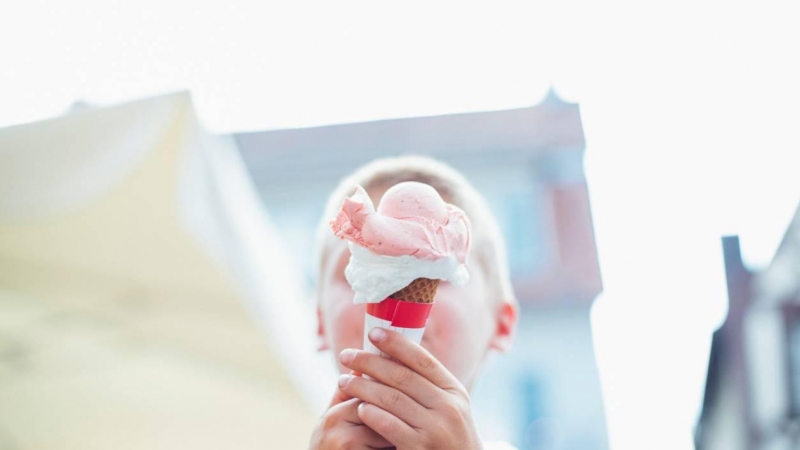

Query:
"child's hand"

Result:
[[309, 378, 394, 449], [337, 328, 483, 450]]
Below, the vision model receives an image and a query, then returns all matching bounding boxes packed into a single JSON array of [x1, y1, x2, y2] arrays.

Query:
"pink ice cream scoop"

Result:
[[331, 182, 471, 264]]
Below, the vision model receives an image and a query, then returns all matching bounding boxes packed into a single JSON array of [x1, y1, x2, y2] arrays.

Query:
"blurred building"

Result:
[[236, 90, 608, 449], [697, 204, 800, 450]]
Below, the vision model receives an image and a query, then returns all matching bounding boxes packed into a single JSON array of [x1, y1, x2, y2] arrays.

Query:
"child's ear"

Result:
[[316, 307, 329, 352], [488, 301, 518, 352]]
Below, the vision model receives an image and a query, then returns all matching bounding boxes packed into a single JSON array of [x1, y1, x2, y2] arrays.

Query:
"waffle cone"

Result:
[[390, 278, 440, 304]]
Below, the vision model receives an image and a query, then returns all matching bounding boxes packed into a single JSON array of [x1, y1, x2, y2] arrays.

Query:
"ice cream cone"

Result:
[[330, 181, 471, 358], [390, 278, 440, 304], [362, 280, 438, 357]]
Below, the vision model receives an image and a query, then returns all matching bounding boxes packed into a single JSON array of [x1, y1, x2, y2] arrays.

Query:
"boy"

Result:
[[310, 156, 519, 449]]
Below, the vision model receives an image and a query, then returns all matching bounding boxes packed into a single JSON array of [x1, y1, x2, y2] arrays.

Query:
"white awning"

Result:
[[0, 92, 336, 418]]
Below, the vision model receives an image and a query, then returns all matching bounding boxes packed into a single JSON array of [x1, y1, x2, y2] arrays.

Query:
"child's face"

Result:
[[318, 241, 504, 389]]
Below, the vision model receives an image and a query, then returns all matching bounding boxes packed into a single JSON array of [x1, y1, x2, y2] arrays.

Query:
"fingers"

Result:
[[355, 425, 394, 449], [321, 398, 394, 449], [339, 348, 440, 408], [357, 402, 417, 446], [328, 370, 362, 408], [327, 398, 364, 425], [329, 386, 353, 409], [367, 327, 466, 396], [338, 373, 427, 428]]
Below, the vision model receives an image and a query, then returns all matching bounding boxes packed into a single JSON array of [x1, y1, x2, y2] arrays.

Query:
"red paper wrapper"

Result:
[[363, 297, 433, 356]]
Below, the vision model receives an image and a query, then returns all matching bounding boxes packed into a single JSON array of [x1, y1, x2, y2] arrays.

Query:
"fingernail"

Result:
[[338, 374, 352, 388], [368, 327, 386, 342], [340, 349, 356, 365]]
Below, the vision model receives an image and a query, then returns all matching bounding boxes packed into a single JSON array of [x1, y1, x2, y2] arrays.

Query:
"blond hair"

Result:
[[314, 155, 515, 305]]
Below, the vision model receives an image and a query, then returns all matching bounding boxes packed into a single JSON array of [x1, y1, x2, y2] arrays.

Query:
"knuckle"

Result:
[[330, 432, 353, 450], [390, 365, 414, 386], [445, 379, 469, 401], [377, 415, 397, 434], [381, 388, 403, 407], [430, 421, 450, 441], [442, 401, 464, 421], [416, 353, 436, 371], [454, 384, 470, 401], [322, 411, 338, 430], [338, 434, 357, 450]]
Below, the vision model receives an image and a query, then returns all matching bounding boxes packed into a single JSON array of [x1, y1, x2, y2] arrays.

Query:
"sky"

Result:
[[1, 2, 555, 131], [3, 2, 800, 448]]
